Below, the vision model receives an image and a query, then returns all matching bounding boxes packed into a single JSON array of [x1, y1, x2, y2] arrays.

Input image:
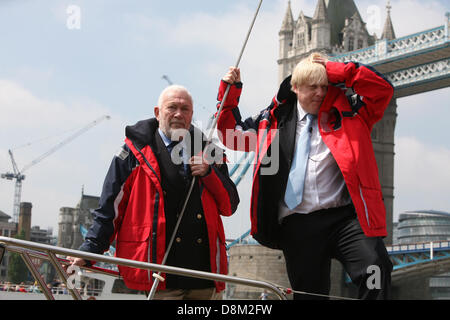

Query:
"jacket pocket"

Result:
[[116, 225, 151, 262], [358, 185, 386, 230], [116, 226, 152, 285]]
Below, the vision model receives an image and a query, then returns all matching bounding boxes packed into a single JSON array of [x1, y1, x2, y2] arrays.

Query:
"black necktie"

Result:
[[167, 140, 189, 177], [167, 140, 179, 154]]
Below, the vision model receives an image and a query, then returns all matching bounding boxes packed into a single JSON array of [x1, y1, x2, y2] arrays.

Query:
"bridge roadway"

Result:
[[331, 15, 450, 98], [387, 240, 450, 283]]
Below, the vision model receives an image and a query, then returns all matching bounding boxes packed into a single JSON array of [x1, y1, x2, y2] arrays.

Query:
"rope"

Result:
[[280, 287, 359, 301], [229, 270, 359, 301]]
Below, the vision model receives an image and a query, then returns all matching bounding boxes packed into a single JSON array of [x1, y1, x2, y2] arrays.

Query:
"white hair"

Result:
[[157, 85, 194, 107]]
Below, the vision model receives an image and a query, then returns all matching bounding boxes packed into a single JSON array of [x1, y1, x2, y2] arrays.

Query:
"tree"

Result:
[[7, 230, 30, 284]]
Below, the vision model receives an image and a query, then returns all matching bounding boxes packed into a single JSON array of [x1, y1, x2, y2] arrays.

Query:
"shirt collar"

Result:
[[158, 128, 172, 147], [296, 100, 308, 122], [296, 100, 317, 122]]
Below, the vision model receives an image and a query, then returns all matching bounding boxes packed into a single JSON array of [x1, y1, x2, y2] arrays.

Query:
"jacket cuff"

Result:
[[201, 165, 212, 177], [200, 164, 217, 183], [326, 61, 352, 85], [78, 242, 100, 266], [217, 80, 242, 110]]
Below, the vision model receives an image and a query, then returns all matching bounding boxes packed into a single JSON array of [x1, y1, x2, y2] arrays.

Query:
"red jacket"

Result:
[[80, 119, 239, 291], [216, 61, 394, 249]]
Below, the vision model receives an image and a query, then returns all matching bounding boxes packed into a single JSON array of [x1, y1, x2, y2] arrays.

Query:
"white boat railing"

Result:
[[0, 236, 287, 300]]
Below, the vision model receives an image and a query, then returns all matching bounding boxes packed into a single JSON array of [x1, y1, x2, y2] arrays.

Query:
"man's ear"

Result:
[[154, 106, 160, 120]]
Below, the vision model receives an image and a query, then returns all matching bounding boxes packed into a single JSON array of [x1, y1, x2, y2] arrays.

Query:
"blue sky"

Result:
[[0, 0, 449, 240]]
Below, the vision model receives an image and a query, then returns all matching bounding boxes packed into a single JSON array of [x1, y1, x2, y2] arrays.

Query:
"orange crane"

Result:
[[1, 115, 110, 224]]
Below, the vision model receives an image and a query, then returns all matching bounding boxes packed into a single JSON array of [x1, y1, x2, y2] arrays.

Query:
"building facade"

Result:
[[18, 202, 32, 240], [58, 192, 99, 250], [394, 210, 450, 299], [396, 210, 450, 244], [0, 205, 55, 282], [226, 238, 291, 300], [30, 226, 54, 245], [0, 210, 17, 281]]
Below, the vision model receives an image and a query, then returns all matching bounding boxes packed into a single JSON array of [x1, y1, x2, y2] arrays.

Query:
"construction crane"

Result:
[[1, 115, 111, 224], [162, 75, 173, 85]]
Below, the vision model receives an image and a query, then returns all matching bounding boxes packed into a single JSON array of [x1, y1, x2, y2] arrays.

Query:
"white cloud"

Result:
[[0, 79, 127, 233], [394, 136, 450, 220], [151, 1, 286, 116], [389, 0, 447, 36], [0, 79, 109, 132]]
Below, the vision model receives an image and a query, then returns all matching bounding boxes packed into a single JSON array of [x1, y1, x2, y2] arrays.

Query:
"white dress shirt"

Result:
[[278, 101, 351, 222]]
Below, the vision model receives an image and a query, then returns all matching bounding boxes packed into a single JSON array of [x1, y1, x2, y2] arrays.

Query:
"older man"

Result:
[[217, 53, 394, 300], [68, 85, 239, 300]]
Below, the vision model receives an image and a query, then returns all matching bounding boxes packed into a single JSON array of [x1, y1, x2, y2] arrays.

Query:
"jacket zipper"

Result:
[[148, 237, 151, 283], [148, 192, 160, 284]]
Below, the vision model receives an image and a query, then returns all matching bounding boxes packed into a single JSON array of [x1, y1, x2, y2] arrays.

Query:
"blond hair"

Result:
[[291, 52, 329, 88]]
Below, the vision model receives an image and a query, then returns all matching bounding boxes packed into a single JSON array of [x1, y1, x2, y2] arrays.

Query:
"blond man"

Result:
[[217, 53, 394, 300]]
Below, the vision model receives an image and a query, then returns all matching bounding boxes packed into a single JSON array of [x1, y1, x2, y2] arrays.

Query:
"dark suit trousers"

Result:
[[279, 204, 393, 300]]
